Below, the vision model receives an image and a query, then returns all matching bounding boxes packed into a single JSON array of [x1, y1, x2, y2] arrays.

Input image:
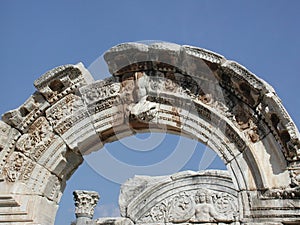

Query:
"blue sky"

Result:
[[1, 1, 300, 224]]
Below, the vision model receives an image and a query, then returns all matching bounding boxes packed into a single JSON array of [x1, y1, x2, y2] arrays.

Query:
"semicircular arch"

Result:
[[0, 42, 299, 224]]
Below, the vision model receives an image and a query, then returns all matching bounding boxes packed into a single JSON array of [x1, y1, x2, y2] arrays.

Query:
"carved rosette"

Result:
[[73, 190, 100, 219]]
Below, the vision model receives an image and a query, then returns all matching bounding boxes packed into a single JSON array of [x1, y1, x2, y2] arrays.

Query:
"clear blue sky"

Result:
[[1, 1, 300, 224]]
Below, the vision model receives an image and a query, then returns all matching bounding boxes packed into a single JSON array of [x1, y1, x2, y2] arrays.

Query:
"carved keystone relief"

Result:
[[80, 77, 125, 136]]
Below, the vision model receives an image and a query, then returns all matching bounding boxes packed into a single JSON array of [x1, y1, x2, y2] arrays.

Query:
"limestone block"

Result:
[[0, 193, 59, 224], [247, 133, 289, 189], [34, 63, 94, 103], [104, 42, 149, 75], [2, 151, 65, 203], [226, 154, 249, 191], [246, 190, 300, 224], [2, 92, 50, 133], [25, 162, 64, 202], [148, 42, 181, 72]]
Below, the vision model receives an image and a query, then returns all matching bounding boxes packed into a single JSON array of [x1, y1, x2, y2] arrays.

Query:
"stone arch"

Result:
[[0, 42, 299, 224]]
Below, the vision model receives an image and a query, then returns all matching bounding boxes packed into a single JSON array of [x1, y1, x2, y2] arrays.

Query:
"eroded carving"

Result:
[[2, 92, 50, 133], [190, 189, 236, 223], [80, 77, 120, 105], [140, 188, 237, 223], [16, 117, 55, 161], [0, 121, 20, 174], [34, 63, 94, 103], [119, 72, 158, 123], [3, 152, 34, 182], [46, 94, 88, 135], [232, 103, 260, 143], [73, 190, 100, 219]]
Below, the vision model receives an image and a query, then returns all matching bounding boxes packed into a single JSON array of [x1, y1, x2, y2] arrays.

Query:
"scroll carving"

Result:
[[140, 188, 238, 223]]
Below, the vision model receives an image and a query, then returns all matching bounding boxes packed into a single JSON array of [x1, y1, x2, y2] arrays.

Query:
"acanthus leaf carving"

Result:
[[73, 190, 100, 219]]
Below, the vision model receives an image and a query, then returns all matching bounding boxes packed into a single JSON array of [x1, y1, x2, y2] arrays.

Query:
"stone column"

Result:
[[73, 190, 100, 225]]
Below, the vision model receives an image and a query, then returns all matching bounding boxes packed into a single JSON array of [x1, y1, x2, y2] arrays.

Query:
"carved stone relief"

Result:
[[2, 92, 50, 133], [140, 189, 237, 224], [34, 63, 94, 103], [1, 42, 300, 225], [3, 152, 34, 182], [46, 94, 87, 134], [16, 117, 55, 161]]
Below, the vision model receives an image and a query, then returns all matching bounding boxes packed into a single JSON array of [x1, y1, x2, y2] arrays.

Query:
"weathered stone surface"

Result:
[[2, 92, 50, 133], [95, 217, 133, 225], [0, 121, 20, 176], [74, 190, 100, 219], [79, 77, 126, 144], [260, 92, 300, 162], [34, 62, 94, 103], [0, 42, 300, 224], [45, 93, 100, 155], [119, 170, 239, 224], [73, 190, 100, 225]]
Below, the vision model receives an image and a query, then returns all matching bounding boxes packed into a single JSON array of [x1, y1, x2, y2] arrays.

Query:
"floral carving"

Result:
[[139, 188, 238, 223], [3, 152, 34, 182], [16, 117, 55, 161], [80, 78, 120, 105], [169, 192, 195, 223]]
